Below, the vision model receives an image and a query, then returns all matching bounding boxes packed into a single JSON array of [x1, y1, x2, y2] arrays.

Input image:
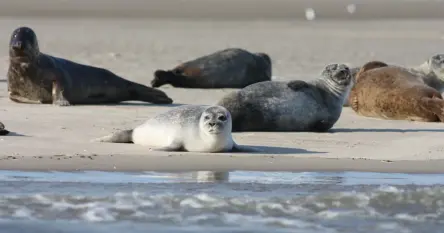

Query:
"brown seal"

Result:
[[7, 26, 173, 106], [151, 48, 272, 88], [348, 60, 444, 122]]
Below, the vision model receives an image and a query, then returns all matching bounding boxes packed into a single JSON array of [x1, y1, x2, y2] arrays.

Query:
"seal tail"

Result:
[[152, 70, 177, 88], [421, 96, 444, 122], [91, 129, 134, 143]]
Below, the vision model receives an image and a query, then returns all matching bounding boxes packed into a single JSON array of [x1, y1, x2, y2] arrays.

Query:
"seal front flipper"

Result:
[[151, 69, 177, 88], [287, 80, 310, 91], [231, 143, 263, 153], [52, 80, 71, 106]]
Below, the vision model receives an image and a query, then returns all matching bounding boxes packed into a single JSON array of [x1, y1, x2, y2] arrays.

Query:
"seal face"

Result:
[[7, 26, 173, 106], [151, 48, 272, 89], [216, 63, 352, 132], [92, 105, 259, 153], [348, 60, 444, 122]]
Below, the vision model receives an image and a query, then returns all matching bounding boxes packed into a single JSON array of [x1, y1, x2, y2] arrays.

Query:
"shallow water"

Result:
[[0, 170, 443, 233]]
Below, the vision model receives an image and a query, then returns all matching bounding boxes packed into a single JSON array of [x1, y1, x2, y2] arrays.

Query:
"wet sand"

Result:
[[1, 1, 444, 173]]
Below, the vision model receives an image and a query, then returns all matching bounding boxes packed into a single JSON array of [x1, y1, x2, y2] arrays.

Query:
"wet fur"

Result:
[[151, 48, 272, 88], [349, 63, 444, 122]]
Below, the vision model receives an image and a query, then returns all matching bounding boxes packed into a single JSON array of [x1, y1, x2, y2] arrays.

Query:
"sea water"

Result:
[[0, 170, 442, 233]]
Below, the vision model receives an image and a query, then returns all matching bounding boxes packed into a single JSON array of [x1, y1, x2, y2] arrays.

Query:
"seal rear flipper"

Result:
[[130, 83, 173, 104], [287, 80, 310, 91], [91, 129, 134, 143], [152, 70, 177, 88]]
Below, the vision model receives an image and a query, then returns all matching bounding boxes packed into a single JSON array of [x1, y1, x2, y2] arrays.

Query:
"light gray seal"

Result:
[[151, 48, 272, 88], [92, 105, 260, 153], [217, 63, 352, 132], [0, 122, 9, 135], [7, 26, 173, 106]]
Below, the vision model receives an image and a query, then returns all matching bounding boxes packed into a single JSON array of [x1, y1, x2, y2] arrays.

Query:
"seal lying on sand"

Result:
[[343, 54, 444, 107], [217, 63, 352, 132], [151, 48, 272, 88], [348, 61, 444, 122], [7, 26, 173, 106], [0, 122, 9, 135], [93, 105, 260, 153]]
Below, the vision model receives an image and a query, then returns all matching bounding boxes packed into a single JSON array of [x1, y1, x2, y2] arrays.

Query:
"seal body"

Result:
[[7, 27, 173, 106], [0, 122, 9, 135], [93, 105, 259, 153], [349, 61, 444, 122], [151, 48, 272, 88], [343, 54, 444, 107], [217, 64, 352, 132]]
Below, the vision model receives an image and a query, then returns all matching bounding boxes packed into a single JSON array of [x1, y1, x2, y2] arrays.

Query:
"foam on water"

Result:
[[0, 170, 443, 232]]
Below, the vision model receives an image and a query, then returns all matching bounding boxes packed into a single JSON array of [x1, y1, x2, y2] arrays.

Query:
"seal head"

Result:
[[319, 63, 352, 98], [428, 54, 444, 77], [9, 27, 39, 63], [200, 106, 232, 135]]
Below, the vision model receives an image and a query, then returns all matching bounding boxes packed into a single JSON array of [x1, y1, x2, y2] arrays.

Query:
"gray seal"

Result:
[[7, 26, 173, 106], [151, 48, 272, 88], [0, 122, 9, 135], [217, 63, 352, 132], [92, 105, 260, 153]]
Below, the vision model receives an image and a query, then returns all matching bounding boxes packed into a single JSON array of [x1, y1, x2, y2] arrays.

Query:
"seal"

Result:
[[348, 60, 444, 122], [92, 105, 260, 153], [7, 26, 173, 106], [151, 48, 272, 88], [343, 54, 444, 107], [0, 122, 9, 135], [216, 63, 352, 132]]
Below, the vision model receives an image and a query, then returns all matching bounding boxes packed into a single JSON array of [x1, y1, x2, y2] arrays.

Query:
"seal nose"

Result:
[[11, 41, 22, 50], [209, 122, 216, 127]]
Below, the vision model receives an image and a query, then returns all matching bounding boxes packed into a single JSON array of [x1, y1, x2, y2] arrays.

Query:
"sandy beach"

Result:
[[1, 0, 444, 173]]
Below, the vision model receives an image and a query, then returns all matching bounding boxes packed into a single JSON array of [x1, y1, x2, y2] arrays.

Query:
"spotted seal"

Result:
[[0, 122, 9, 135], [7, 26, 173, 106], [216, 63, 352, 132], [151, 48, 272, 88], [348, 60, 444, 122], [92, 105, 260, 153], [343, 54, 444, 107]]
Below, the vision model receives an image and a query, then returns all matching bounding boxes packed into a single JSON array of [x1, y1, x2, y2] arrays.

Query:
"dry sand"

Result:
[[1, 0, 444, 173]]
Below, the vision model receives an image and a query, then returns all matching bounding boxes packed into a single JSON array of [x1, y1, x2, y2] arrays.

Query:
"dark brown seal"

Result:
[[348, 60, 444, 122], [7, 26, 173, 106], [151, 48, 272, 88], [0, 122, 9, 135]]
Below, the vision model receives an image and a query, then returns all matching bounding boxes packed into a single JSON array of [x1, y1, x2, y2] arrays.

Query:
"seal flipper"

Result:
[[92, 129, 134, 143], [0, 122, 9, 136], [52, 80, 71, 106], [287, 80, 310, 91], [420, 96, 444, 122], [129, 82, 173, 104], [152, 70, 179, 88]]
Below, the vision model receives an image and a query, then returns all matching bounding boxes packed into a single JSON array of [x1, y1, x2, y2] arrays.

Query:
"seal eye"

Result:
[[218, 115, 227, 121], [204, 115, 210, 120]]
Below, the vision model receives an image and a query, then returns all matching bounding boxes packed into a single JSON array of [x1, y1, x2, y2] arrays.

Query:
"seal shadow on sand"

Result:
[[0, 79, 6, 83], [1, 132, 28, 137], [236, 145, 324, 155], [98, 103, 185, 107], [330, 128, 444, 133]]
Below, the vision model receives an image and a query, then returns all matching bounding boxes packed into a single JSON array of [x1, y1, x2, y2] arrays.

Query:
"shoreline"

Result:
[[0, 154, 444, 174]]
